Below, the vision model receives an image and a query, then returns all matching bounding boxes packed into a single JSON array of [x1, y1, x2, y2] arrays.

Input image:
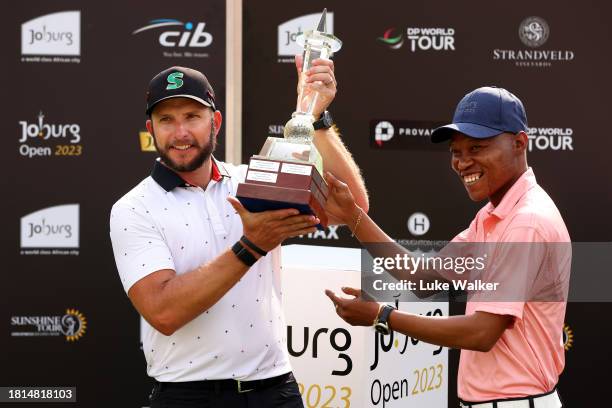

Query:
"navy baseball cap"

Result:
[[431, 86, 528, 143], [146, 66, 216, 115]]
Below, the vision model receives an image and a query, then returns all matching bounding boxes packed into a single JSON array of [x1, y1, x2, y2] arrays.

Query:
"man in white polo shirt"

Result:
[[109, 63, 368, 407]]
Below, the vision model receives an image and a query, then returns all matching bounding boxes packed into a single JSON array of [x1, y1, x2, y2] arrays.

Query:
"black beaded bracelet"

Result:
[[231, 241, 257, 267], [240, 235, 268, 257]]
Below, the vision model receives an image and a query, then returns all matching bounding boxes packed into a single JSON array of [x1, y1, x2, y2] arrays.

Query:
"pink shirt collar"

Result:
[[485, 167, 538, 219]]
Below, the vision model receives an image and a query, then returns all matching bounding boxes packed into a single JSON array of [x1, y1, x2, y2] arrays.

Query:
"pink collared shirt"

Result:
[[452, 168, 571, 402]]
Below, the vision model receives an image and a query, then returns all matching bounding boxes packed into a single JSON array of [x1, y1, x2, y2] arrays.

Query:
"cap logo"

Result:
[[166, 72, 184, 90], [459, 101, 477, 114]]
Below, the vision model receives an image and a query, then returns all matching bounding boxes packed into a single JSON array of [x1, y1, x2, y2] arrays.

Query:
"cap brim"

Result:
[[146, 94, 215, 115], [431, 122, 504, 143]]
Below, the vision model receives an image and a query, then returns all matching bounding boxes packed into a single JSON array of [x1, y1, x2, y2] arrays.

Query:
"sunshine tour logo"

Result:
[[378, 27, 455, 52], [493, 16, 575, 68], [11, 309, 87, 342]]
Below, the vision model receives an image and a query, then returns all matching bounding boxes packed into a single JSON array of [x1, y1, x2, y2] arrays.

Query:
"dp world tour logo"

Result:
[[518, 16, 549, 48], [374, 121, 395, 146], [378, 28, 404, 49]]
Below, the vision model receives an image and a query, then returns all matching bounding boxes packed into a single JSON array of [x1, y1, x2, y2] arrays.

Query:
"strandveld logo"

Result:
[[132, 19, 213, 58], [519, 16, 549, 48], [140, 131, 156, 152], [21, 11, 80, 63], [20, 204, 80, 255], [493, 16, 575, 68], [378, 26, 455, 52], [18, 111, 82, 159], [11, 309, 87, 342], [277, 12, 334, 63]]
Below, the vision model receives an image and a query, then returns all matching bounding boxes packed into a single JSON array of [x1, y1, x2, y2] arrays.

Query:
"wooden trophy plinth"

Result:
[[236, 157, 329, 229]]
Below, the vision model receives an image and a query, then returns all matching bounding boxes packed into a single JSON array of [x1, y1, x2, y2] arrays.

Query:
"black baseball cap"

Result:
[[145, 66, 216, 115], [431, 86, 528, 143]]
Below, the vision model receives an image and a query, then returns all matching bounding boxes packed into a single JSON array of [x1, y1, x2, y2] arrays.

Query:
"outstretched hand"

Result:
[[325, 287, 380, 326], [324, 171, 360, 226]]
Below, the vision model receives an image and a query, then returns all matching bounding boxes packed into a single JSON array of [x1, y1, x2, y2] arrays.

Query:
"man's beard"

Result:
[[153, 126, 216, 173]]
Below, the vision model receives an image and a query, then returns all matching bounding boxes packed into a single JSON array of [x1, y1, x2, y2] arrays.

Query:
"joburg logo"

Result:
[[21, 11, 81, 63], [18, 112, 82, 158], [277, 12, 334, 62], [378, 27, 455, 52], [132, 19, 213, 58], [493, 16, 574, 68], [371, 120, 447, 150], [139, 131, 156, 152], [11, 309, 87, 342], [20, 204, 80, 255]]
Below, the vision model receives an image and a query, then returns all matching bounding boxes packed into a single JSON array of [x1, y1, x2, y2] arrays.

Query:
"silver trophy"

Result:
[[237, 9, 342, 228], [259, 8, 342, 173]]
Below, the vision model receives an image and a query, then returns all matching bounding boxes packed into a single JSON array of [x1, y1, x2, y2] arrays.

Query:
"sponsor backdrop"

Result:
[[243, 1, 612, 407], [3, 0, 226, 406], [1, 0, 610, 407]]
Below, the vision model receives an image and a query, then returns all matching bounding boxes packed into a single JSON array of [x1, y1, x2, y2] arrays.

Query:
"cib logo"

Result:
[[519, 16, 549, 48], [132, 19, 213, 47]]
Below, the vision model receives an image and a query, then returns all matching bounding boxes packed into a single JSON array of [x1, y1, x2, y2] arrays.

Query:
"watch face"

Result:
[[374, 322, 390, 335], [323, 111, 333, 127]]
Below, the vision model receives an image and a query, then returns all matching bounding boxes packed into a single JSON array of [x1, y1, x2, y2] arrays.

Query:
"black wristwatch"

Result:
[[313, 111, 334, 130], [231, 241, 257, 267], [374, 304, 395, 335]]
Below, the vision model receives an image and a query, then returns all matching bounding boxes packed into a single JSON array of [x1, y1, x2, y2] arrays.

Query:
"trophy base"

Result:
[[236, 157, 329, 230]]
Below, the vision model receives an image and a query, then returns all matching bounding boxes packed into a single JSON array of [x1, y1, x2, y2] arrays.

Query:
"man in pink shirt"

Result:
[[324, 87, 569, 407]]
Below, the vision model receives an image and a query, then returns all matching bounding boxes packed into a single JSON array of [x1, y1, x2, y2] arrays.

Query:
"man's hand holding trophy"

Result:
[[237, 9, 342, 229]]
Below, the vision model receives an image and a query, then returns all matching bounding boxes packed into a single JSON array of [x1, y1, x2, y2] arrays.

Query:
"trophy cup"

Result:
[[236, 9, 342, 229]]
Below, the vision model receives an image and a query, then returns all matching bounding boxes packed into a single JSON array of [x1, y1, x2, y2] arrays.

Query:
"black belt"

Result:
[[156, 372, 295, 394], [459, 387, 562, 408]]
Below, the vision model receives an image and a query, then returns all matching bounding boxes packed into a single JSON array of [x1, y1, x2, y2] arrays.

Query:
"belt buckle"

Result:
[[237, 380, 254, 393]]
